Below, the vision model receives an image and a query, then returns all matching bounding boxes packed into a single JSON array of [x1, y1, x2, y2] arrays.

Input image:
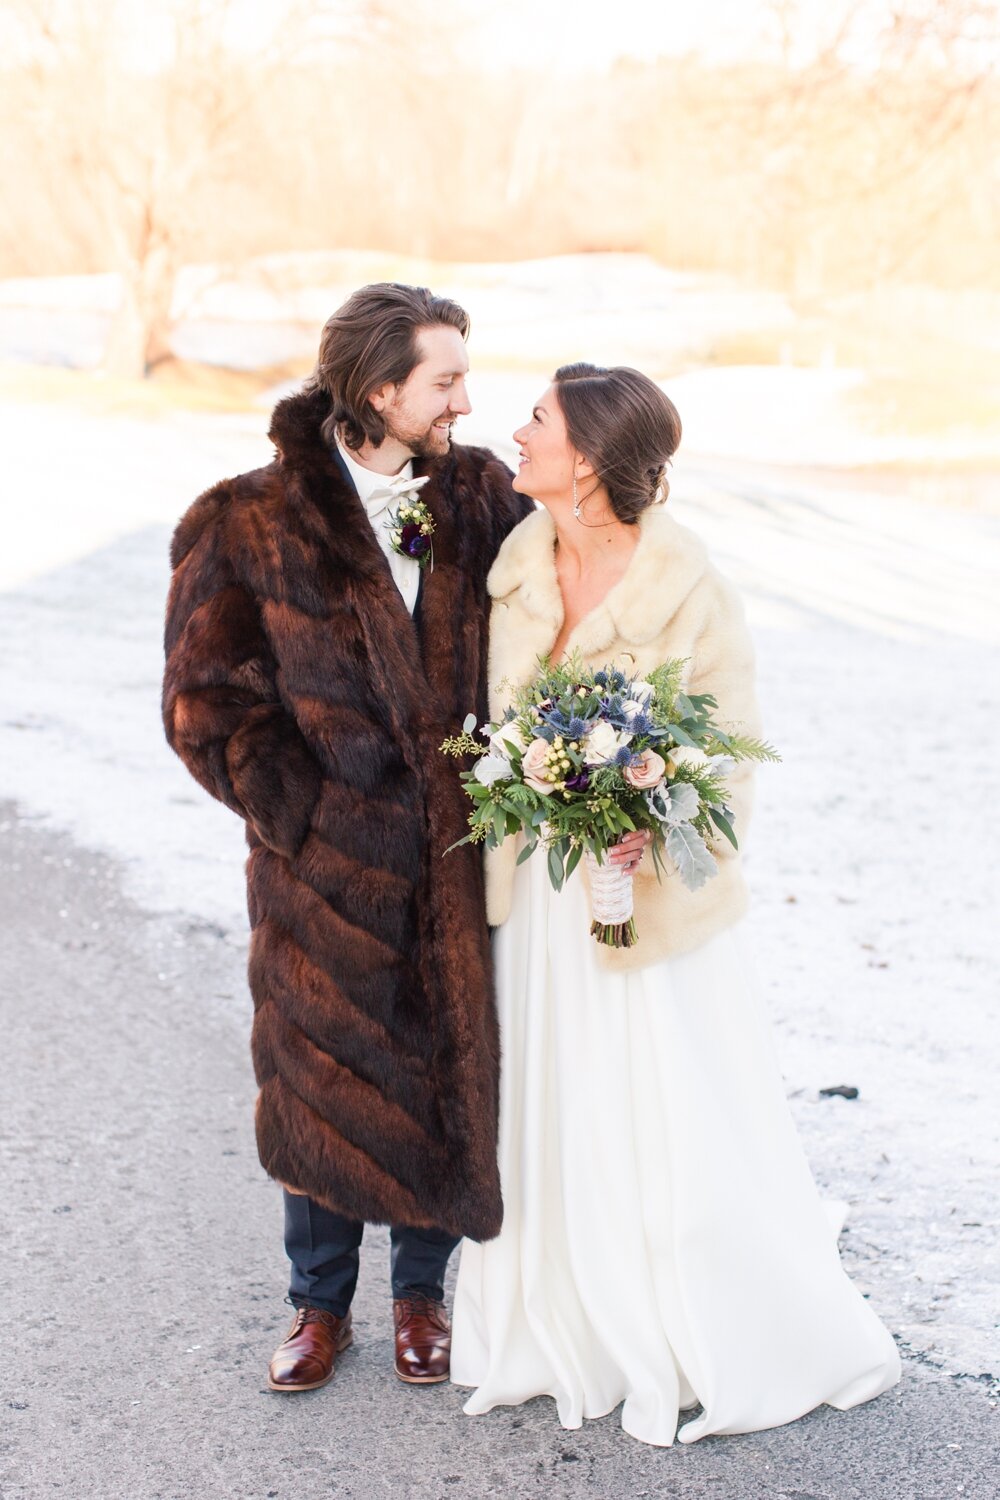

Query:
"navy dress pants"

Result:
[[283, 1189, 460, 1318]]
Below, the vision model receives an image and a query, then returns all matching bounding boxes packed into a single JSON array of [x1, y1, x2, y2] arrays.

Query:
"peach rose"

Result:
[[522, 737, 554, 794], [623, 749, 666, 790]]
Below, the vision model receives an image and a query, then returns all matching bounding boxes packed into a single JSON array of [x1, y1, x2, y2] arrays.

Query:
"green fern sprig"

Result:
[[707, 729, 782, 763], [645, 659, 688, 723]]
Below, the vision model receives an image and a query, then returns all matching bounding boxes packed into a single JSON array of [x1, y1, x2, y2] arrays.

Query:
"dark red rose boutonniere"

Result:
[[384, 476, 435, 571]]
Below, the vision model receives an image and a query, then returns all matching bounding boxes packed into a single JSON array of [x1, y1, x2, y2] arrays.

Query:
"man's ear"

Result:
[[369, 381, 394, 413]]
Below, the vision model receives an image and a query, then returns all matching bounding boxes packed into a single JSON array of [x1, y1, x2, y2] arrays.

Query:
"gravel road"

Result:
[[2, 804, 997, 1500]]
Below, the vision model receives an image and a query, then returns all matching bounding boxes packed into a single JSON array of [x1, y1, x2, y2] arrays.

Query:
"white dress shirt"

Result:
[[336, 437, 422, 617]]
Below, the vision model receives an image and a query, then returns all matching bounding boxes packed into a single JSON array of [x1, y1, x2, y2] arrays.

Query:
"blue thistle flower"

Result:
[[538, 706, 577, 738], [602, 694, 632, 729], [614, 745, 636, 768], [567, 716, 587, 738]]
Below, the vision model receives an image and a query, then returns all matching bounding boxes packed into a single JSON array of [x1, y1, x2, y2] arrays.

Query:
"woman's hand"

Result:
[[609, 828, 652, 875]]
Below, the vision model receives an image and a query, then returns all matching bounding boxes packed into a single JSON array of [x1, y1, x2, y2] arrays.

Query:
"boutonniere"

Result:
[[385, 476, 435, 571]]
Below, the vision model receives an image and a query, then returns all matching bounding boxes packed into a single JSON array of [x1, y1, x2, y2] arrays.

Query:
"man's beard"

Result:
[[386, 413, 454, 459]]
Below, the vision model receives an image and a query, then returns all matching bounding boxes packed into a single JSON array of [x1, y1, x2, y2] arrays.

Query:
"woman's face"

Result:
[[512, 385, 577, 502]]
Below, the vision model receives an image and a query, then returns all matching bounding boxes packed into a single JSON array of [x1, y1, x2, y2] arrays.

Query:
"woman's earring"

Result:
[[573, 471, 582, 521]]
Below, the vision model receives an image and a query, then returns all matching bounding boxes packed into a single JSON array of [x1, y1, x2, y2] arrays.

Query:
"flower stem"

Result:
[[590, 917, 639, 948]]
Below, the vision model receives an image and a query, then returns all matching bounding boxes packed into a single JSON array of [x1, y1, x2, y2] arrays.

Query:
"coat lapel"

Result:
[[269, 388, 474, 737], [270, 389, 439, 732], [410, 454, 483, 725]]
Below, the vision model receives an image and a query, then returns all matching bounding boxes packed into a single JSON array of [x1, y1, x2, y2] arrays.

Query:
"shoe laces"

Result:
[[293, 1305, 340, 1330], [395, 1294, 447, 1328]]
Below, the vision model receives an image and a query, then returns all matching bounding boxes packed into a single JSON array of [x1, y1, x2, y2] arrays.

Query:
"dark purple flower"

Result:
[[401, 522, 429, 557], [564, 769, 590, 793]]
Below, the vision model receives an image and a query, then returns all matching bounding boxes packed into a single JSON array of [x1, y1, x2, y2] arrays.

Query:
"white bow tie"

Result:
[[363, 472, 430, 518]]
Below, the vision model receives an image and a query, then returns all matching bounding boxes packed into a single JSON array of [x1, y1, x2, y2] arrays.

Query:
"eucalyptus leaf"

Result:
[[463, 713, 478, 733], [516, 840, 537, 866], [667, 723, 699, 747], [547, 843, 565, 890], [443, 833, 474, 855], [666, 822, 718, 891], [565, 843, 583, 881], [709, 807, 739, 849]]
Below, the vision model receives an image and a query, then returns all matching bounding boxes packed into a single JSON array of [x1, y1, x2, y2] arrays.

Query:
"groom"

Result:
[[162, 283, 533, 1391]]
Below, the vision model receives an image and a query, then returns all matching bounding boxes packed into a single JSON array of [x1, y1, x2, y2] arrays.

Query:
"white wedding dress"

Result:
[[451, 848, 901, 1446]]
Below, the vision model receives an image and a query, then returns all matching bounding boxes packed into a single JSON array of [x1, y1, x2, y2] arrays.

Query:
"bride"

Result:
[[450, 363, 900, 1446]]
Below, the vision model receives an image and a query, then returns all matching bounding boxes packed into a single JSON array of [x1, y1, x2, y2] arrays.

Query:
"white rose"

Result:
[[584, 720, 625, 765], [666, 744, 709, 773], [489, 721, 529, 759], [472, 752, 512, 788]]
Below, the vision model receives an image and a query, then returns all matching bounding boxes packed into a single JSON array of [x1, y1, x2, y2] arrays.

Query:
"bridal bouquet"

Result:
[[441, 654, 778, 947]]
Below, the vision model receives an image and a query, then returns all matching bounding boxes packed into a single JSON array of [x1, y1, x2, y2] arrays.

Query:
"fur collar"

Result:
[[268, 382, 488, 486], [487, 503, 709, 655], [269, 383, 333, 471]]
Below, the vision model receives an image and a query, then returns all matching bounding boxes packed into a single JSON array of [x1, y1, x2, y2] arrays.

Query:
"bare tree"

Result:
[[3, 0, 368, 377], [0, 0, 995, 368], [750, 0, 1000, 294]]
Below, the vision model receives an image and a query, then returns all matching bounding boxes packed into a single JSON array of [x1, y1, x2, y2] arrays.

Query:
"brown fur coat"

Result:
[[162, 385, 531, 1240]]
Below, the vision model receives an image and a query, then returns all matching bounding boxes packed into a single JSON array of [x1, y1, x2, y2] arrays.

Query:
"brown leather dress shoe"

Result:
[[393, 1295, 451, 1384], [267, 1306, 353, 1392]]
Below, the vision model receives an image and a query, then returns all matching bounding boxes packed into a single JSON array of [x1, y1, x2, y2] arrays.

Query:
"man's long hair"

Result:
[[308, 282, 470, 451]]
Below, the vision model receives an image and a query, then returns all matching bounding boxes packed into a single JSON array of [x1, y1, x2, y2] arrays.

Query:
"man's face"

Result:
[[378, 325, 472, 458]]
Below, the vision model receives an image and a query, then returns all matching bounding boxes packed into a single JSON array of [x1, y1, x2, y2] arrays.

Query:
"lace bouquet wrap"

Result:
[[583, 846, 638, 948], [442, 654, 777, 947]]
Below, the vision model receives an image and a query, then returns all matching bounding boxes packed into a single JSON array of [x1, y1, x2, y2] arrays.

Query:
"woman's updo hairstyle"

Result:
[[552, 363, 682, 525]]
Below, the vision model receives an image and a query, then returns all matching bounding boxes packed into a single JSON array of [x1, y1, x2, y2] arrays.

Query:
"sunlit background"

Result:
[[1, 0, 998, 580]]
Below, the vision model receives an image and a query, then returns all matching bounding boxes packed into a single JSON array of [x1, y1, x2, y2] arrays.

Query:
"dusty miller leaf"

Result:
[[666, 822, 718, 891], [647, 781, 700, 826]]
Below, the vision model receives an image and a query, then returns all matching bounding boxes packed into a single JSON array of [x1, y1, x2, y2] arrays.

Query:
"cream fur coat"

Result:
[[485, 503, 763, 972]]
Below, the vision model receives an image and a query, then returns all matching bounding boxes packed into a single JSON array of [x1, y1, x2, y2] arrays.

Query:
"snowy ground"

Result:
[[1, 377, 997, 1401]]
